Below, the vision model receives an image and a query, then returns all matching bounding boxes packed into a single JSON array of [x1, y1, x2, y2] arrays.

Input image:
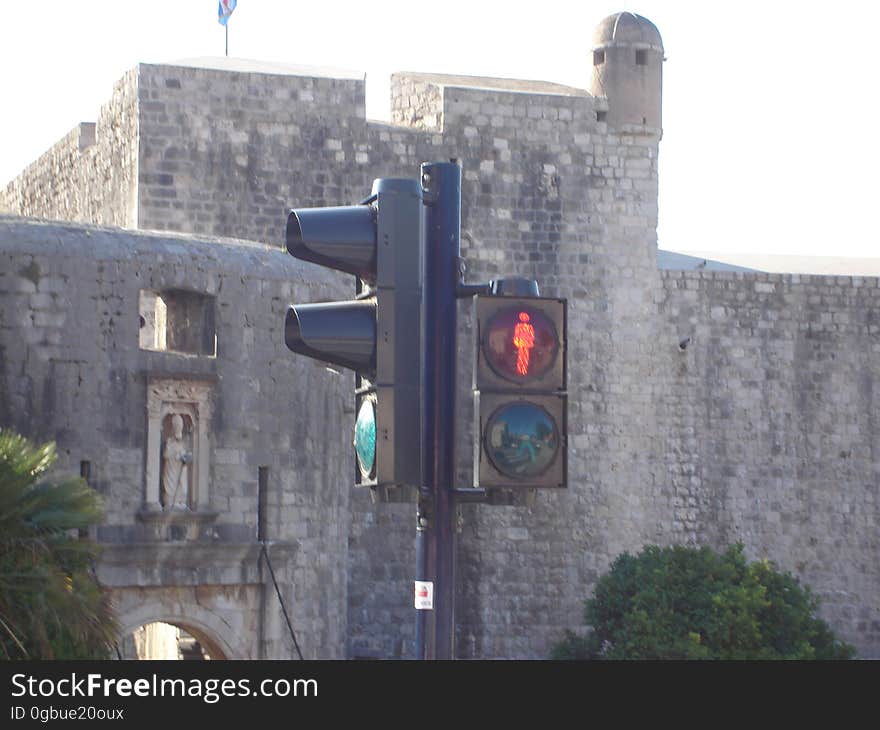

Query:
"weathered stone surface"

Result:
[[1, 26, 878, 659], [0, 218, 349, 659]]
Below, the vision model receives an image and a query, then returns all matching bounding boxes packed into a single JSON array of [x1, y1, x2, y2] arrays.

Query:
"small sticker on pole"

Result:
[[414, 581, 434, 610]]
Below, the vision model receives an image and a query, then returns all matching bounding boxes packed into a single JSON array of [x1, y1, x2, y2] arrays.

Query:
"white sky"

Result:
[[1, 1, 878, 258]]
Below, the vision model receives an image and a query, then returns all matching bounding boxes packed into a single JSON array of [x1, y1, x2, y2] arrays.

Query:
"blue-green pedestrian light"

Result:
[[354, 398, 377, 479], [484, 401, 559, 479]]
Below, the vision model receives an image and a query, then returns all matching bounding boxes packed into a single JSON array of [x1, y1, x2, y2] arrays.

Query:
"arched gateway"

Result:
[[115, 600, 247, 660]]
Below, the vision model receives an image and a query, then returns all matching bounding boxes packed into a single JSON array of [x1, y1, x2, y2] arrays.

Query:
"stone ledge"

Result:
[[136, 507, 219, 525], [391, 71, 589, 97], [96, 540, 297, 588]]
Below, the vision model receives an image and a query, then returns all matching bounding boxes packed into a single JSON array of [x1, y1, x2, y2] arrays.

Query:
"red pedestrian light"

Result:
[[481, 304, 559, 384], [513, 312, 534, 375]]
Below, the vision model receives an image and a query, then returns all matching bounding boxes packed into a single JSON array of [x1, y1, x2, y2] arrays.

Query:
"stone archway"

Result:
[[115, 601, 248, 660], [124, 621, 226, 660]]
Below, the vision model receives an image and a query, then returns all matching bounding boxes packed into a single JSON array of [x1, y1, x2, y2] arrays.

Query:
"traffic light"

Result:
[[473, 291, 567, 489], [285, 177, 423, 491]]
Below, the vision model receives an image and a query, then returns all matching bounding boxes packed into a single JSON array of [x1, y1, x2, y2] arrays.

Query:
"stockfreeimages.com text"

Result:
[[11, 673, 317, 704]]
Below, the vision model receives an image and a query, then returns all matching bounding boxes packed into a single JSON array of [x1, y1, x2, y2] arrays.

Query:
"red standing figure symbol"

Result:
[[513, 311, 535, 376]]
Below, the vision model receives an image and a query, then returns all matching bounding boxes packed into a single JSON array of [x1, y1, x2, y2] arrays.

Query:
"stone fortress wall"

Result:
[[1, 12, 877, 658], [0, 219, 351, 658], [3, 70, 139, 229]]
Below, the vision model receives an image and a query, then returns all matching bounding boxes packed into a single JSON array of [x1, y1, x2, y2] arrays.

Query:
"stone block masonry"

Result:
[[1, 45, 878, 658], [0, 216, 350, 658], [1, 70, 139, 228], [660, 269, 880, 653]]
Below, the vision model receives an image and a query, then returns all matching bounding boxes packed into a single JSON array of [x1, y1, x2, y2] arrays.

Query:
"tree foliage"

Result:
[[552, 544, 854, 660], [0, 430, 117, 659]]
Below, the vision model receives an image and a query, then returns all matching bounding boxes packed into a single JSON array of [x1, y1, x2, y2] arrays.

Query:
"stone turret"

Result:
[[590, 11, 664, 134]]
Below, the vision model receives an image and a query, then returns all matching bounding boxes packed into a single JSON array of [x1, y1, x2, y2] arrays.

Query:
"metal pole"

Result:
[[420, 160, 461, 660], [225, 25, 229, 57], [414, 509, 430, 659], [257, 467, 269, 659]]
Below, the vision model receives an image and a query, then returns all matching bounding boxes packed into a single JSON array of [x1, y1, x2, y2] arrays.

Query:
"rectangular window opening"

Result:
[[139, 288, 217, 357]]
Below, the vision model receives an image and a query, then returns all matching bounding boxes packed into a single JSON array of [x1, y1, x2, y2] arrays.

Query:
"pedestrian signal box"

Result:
[[473, 295, 567, 489]]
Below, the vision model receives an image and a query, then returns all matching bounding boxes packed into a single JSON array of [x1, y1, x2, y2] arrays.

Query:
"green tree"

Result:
[[552, 544, 854, 660], [0, 429, 117, 659]]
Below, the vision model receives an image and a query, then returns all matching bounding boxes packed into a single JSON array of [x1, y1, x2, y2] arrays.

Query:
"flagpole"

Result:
[[225, 24, 228, 56]]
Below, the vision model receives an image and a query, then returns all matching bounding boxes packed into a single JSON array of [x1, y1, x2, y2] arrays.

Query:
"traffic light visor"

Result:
[[285, 299, 376, 374], [286, 205, 377, 281]]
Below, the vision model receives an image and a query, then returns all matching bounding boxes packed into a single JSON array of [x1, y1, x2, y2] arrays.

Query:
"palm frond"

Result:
[[0, 429, 118, 659]]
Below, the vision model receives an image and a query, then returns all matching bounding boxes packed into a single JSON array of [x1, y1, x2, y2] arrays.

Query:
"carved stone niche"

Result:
[[140, 378, 216, 540]]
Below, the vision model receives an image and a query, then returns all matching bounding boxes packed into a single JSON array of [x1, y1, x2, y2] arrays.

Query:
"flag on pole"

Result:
[[218, 0, 237, 26]]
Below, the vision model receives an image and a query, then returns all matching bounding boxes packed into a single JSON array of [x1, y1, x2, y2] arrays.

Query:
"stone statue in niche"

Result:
[[144, 379, 212, 515], [160, 413, 192, 510]]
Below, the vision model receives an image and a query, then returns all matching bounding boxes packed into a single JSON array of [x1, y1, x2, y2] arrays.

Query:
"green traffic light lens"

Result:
[[484, 401, 559, 480], [354, 398, 377, 479]]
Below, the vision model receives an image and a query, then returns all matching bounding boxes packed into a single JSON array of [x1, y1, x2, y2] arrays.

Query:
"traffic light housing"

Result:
[[285, 178, 423, 491], [473, 294, 567, 489]]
